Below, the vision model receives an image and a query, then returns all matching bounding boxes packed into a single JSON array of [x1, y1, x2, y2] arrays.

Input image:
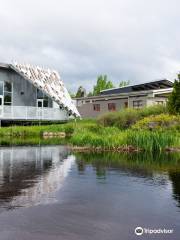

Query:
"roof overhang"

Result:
[[100, 79, 173, 95], [74, 88, 173, 101], [10, 62, 80, 118]]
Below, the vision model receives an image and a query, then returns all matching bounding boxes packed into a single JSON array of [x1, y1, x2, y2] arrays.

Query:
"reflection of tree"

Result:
[[169, 171, 180, 207], [76, 159, 86, 173], [96, 166, 106, 178], [75, 152, 180, 184], [76, 157, 106, 178]]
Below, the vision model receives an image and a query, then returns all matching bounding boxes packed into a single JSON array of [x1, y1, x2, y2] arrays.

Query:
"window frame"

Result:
[[133, 100, 143, 109], [36, 89, 49, 108], [124, 101, 128, 108], [4, 81, 13, 106], [93, 103, 100, 111], [108, 103, 116, 111]]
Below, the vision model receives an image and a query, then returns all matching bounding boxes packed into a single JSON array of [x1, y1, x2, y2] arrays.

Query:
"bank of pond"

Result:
[[0, 106, 179, 153]]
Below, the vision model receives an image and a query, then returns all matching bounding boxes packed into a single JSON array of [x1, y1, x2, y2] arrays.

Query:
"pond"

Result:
[[0, 145, 179, 240]]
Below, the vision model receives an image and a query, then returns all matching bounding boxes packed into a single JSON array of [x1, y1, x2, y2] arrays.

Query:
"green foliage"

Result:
[[0, 116, 179, 152], [119, 80, 130, 87], [126, 130, 179, 152], [167, 75, 180, 114], [76, 86, 86, 98], [137, 105, 167, 117], [93, 75, 114, 95], [97, 109, 139, 129], [75, 151, 180, 173], [70, 126, 125, 148], [132, 114, 180, 130], [97, 105, 167, 129], [70, 124, 179, 152]]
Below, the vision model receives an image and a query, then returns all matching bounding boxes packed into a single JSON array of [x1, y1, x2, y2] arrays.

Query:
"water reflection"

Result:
[[0, 146, 180, 240], [75, 151, 180, 208], [169, 172, 180, 207], [0, 146, 75, 210], [0, 146, 180, 213]]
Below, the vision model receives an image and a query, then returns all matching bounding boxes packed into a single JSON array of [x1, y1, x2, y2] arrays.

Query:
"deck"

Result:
[[0, 106, 68, 121]]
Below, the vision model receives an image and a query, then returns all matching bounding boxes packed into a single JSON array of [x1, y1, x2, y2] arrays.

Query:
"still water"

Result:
[[0, 145, 179, 240]]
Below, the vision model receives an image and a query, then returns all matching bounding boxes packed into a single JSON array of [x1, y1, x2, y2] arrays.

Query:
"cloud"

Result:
[[0, 0, 180, 92]]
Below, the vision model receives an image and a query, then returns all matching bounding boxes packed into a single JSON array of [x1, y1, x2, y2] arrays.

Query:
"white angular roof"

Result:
[[10, 62, 80, 117]]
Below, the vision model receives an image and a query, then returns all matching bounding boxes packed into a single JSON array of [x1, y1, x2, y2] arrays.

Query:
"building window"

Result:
[[37, 89, 49, 107], [124, 101, 128, 108], [4, 82, 12, 105], [0, 82, 3, 95], [133, 100, 143, 109], [108, 103, 116, 111], [93, 104, 100, 111], [4, 82, 12, 92]]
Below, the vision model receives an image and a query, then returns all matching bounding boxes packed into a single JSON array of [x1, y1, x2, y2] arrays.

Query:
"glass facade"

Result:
[[37, 89, 49, 107], [0, 82, 3, 95], [4, 82, 12, 105], [0, 81, 13, 105], [4, 82, 12, 92]]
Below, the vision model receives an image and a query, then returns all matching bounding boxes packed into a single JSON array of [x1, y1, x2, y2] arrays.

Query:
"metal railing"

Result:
[[0, 106, 68, 121]]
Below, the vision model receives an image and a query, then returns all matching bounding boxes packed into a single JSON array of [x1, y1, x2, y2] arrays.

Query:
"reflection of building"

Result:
[[74, 80, 173, 118], [0, 62, 80, 123], [0, 146, 75, 209]]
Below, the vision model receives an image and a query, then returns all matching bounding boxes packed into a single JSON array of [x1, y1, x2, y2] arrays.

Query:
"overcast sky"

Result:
[[0, 0, 179, 93]]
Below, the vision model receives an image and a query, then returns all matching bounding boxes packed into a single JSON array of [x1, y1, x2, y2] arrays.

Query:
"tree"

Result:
[[75, 86, 86, 98], [167, 74, 180, 114], [87, 92, 93, 97], [93, 75, 114, 95], [119, 80, 130, 87]]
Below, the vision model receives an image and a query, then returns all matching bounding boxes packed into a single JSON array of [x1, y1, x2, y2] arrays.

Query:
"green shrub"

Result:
[[132, 114, 180, 130], [64, 125, 74, 135], [138, 105, 167, 118], [97, 109, 139, 129], [167, 76, 180, 114], [97, 105, 167, 129]]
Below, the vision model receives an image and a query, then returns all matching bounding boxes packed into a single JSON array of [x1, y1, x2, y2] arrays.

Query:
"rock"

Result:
[[42, 131, 66, 138]]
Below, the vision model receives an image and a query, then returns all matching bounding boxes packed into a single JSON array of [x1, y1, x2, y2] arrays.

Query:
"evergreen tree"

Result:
[[167, 74, 180, 114], [75, 86, 86, 98], [119, 80, 130, 87]]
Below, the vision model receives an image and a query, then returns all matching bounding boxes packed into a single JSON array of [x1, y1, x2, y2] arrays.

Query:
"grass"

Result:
[[0, 119, 96, 137], [70, 126, 180, 152], [0, 106, 179, 153], [126, 130, 180, 152]]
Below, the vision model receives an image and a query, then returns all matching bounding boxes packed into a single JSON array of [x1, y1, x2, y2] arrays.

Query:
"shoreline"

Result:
[[69, 145, 180, 153]]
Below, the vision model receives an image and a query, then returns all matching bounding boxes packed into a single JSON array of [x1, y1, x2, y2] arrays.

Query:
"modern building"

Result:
[[75, 79, 173, 118], [0, 62, 80, 123]]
